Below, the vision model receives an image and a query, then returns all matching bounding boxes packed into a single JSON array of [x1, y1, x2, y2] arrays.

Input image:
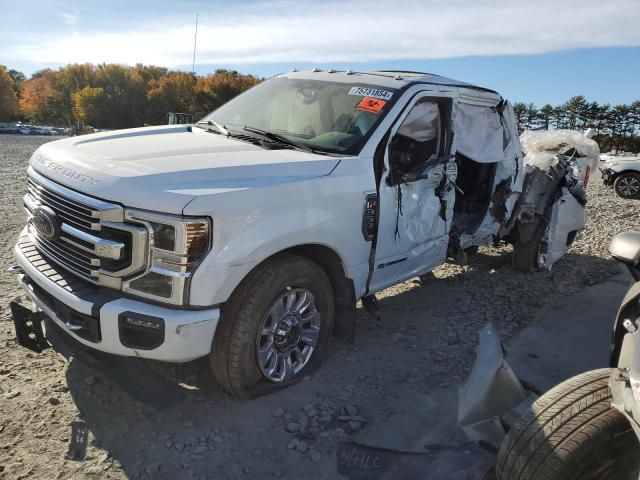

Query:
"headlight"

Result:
[[122, 209, 211, 305]]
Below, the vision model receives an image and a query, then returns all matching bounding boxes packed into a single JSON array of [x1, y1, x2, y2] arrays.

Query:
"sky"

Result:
[[1, 0, 639, 106]]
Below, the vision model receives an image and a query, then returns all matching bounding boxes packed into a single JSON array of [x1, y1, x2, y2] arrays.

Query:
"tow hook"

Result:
[[10, 301, 49, 353], [8, 265, 24, 275]]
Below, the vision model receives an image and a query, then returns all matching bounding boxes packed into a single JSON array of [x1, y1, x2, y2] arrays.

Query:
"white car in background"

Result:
[[601, 154, 640, 198]]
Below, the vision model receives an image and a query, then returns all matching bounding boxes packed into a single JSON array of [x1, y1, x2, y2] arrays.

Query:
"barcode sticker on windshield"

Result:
[[348, 87, 393, 101]]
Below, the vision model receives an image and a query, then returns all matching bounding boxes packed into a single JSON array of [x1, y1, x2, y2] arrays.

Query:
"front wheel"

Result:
[[614, 173, 640, 199], [210, 253, 334, 398], [496, 369, 640, 480]]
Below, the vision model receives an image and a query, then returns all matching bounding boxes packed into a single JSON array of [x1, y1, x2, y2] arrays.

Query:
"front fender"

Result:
[[183, 164, 375, 306]]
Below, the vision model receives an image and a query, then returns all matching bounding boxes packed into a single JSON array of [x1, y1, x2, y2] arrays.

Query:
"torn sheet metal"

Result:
[[458, 322, 530, 448], [398, 163, 448, 245], [516, 129, 599, 269], [540, 187, 586, 269], [336, 441, 494, 480]]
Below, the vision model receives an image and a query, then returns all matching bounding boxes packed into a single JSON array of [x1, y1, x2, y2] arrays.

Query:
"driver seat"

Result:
[[609, 231, 640, 265]]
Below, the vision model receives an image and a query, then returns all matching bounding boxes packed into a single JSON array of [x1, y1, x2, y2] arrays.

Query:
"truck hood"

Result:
[[31, 125, 341, 214]]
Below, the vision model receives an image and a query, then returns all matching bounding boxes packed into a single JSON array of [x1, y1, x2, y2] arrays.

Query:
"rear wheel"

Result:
[[496, 369, 640, 480], [512, 219, 549, 272], [210, 253, 334, 398], [614, 173, 640, 199]]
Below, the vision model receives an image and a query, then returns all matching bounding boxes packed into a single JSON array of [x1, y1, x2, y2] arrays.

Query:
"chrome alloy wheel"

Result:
[[256, 288, 321, 382], [617, 176, 640, 197]]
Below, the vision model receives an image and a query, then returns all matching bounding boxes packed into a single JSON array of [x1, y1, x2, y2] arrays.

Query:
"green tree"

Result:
[[523, 103, 538, 130], [72, 86, 106, 125], [538, 104, 554, 130], [91, 64, 147, 128], [7, 69, 26, 95], [512, 102, 526, 132], [50, 63, 96, 125], [563, 95, 588, 130]]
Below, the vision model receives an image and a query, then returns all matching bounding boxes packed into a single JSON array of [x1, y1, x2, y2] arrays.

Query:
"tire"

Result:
[[614, 173, 640, 199], [496, 369, 640, 480], [210, 253, 335, 398], [512, 219, 548, 272]]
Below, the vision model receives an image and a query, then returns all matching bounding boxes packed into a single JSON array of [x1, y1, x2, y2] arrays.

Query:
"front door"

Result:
[[368, 94, 456, 292]]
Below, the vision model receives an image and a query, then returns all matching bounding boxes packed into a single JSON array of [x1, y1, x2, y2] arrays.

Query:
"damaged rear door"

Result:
[[367, 93, 456, 292]]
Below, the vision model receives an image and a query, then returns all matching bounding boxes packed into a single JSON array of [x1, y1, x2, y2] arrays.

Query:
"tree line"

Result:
[[0, 63, 260, 129], [1, 63, 638, 153], [513, 97, 640, 153]]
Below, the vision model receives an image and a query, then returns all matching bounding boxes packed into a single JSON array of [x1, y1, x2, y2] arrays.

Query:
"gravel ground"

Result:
[[1, 134, 639, 480]]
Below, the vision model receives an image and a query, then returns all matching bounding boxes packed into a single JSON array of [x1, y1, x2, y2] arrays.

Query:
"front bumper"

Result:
[[13, 231, 220, 362], [600, 167, 615, 186]]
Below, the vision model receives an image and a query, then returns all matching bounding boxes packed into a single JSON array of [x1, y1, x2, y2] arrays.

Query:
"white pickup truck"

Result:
[[10, 70, 596, 398]]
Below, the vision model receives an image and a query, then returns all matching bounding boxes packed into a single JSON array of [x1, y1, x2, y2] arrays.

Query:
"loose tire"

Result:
[[496, 369, 640, 480], [210, 253, 334, 398], [614, 173, 640, 199]]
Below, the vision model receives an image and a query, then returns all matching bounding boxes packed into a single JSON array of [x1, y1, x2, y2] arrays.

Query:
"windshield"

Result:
[[201, 77, 398, 155]]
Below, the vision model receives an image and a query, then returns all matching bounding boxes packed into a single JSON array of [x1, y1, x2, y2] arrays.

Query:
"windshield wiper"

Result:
[[195, 120, 229, 136], [243, 126, 313, 153]]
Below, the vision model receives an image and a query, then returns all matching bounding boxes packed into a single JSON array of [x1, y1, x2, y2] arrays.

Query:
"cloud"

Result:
[[61, 9, 79, 28], [3, 0, 640, 68]]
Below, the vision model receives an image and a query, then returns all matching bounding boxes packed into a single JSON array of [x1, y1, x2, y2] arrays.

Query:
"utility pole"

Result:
[[192, 14, 199, 75]]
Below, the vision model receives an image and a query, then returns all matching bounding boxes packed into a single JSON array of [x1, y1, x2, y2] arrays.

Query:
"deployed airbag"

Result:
[[397, 102, 439, 142], [455, 103, 504, 164]]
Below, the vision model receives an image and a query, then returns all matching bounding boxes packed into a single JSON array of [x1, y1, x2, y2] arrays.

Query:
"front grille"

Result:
[[23, 168, 148, 288], [31, 230, 98, 278], [27, 177, 100, 231]]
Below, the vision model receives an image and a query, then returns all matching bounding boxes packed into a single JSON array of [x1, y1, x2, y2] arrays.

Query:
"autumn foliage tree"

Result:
[[0, 65, 19, 120], [4, 63, 259, 127], [19, 70, 55, 123], [146, 72, 197, 124], [194, 69, 260, 119], [9, 62, 636, 153]]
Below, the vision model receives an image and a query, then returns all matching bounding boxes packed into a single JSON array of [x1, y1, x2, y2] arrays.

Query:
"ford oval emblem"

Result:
[[32, 206, 61, 240]]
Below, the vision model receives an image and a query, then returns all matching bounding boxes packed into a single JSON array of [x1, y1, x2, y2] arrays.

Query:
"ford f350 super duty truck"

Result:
[[10, 70, 598, 398]]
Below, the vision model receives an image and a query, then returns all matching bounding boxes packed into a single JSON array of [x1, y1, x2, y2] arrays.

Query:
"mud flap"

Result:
[[335, 441, 495, 479], [10, 300, 49, 353]]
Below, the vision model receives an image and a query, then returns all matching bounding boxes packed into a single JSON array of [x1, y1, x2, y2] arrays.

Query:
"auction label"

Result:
[[348, 87, 393, 101], [357, 97, 387, 114]]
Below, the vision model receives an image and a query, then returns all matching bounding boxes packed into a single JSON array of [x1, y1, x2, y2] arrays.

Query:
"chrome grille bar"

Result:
[[23, 167, 149, 289]]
